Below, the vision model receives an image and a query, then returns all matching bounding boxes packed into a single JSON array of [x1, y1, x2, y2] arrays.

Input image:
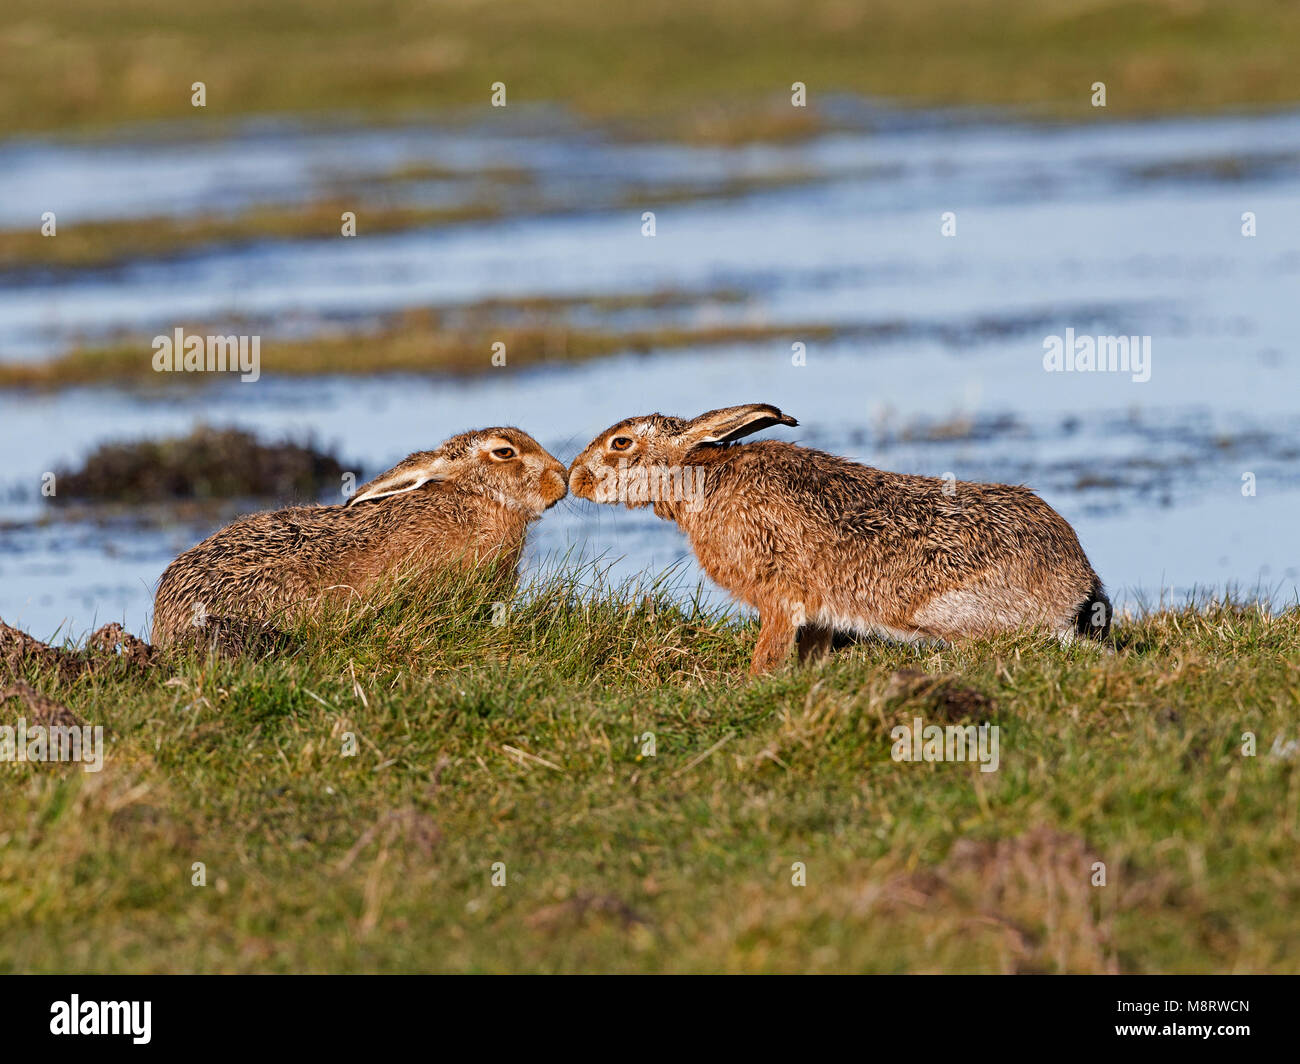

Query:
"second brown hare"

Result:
[[152, 427, 567, 646], [569, 403, 1109, 674]]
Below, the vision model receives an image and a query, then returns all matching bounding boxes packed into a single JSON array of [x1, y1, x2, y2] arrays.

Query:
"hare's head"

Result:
[[569, 403, 797, 508], [347, 427, 567, 517]]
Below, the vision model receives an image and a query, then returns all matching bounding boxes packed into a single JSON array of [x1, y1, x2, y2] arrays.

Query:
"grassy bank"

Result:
[[3, 1, 1300, 138], [0, 166, 843, 272], [0, 201, 505, 272], [0, 150, 857, 270], [0, 311, 843, 389], [2, 567, 1298, 973]]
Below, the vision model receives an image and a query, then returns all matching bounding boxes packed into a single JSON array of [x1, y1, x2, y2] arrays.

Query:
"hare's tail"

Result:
[[1072, 576, 1112, 640]]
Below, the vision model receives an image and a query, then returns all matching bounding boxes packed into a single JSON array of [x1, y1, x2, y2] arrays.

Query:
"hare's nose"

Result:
[[544, 467, 568, 498]]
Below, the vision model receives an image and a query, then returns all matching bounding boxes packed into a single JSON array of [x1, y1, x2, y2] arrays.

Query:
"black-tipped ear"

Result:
[[684, 404, 798, 446], [346, 455, 449, 506]]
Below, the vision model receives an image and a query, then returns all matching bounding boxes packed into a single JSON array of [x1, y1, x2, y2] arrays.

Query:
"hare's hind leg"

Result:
[[913, 585, 1037, 637]]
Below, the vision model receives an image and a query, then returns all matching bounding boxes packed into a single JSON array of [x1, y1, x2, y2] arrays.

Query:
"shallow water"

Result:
[[1, 106, 1297, 639]]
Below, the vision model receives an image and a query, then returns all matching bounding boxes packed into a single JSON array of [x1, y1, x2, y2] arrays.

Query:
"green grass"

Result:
[[3, 1, 1300, 139], [3, 564, 1298, 973]]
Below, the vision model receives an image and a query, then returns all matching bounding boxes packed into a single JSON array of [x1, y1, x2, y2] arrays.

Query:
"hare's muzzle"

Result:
[[540, 463, 568, 508], [567, 461, 597, 501]]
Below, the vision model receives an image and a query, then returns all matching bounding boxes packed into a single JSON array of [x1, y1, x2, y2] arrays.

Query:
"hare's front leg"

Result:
[[751, 606, 797, 675], [797, 622, 833, 664]]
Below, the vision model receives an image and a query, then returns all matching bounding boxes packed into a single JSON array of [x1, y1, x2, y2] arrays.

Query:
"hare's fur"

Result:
[[569, 404, 1109, 674], [152, 427, 566, 646]]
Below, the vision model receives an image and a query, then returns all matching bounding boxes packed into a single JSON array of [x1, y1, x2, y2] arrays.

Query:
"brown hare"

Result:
[[569, 403, 1110, 674], [152, 427, 567, 646]]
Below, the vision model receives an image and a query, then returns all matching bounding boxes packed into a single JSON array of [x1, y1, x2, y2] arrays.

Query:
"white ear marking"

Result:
[[346, 475, 438, 506], [346, 461, 447, 506]]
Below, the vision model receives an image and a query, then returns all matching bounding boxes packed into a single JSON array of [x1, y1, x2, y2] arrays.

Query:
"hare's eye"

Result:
[[610, 437, 633, 452], [491, 447, 516, 460]]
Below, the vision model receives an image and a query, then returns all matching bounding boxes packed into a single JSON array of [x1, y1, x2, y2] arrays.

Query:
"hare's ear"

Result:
[[346, 456, 449, 506], [683, 404, 798, 446]]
